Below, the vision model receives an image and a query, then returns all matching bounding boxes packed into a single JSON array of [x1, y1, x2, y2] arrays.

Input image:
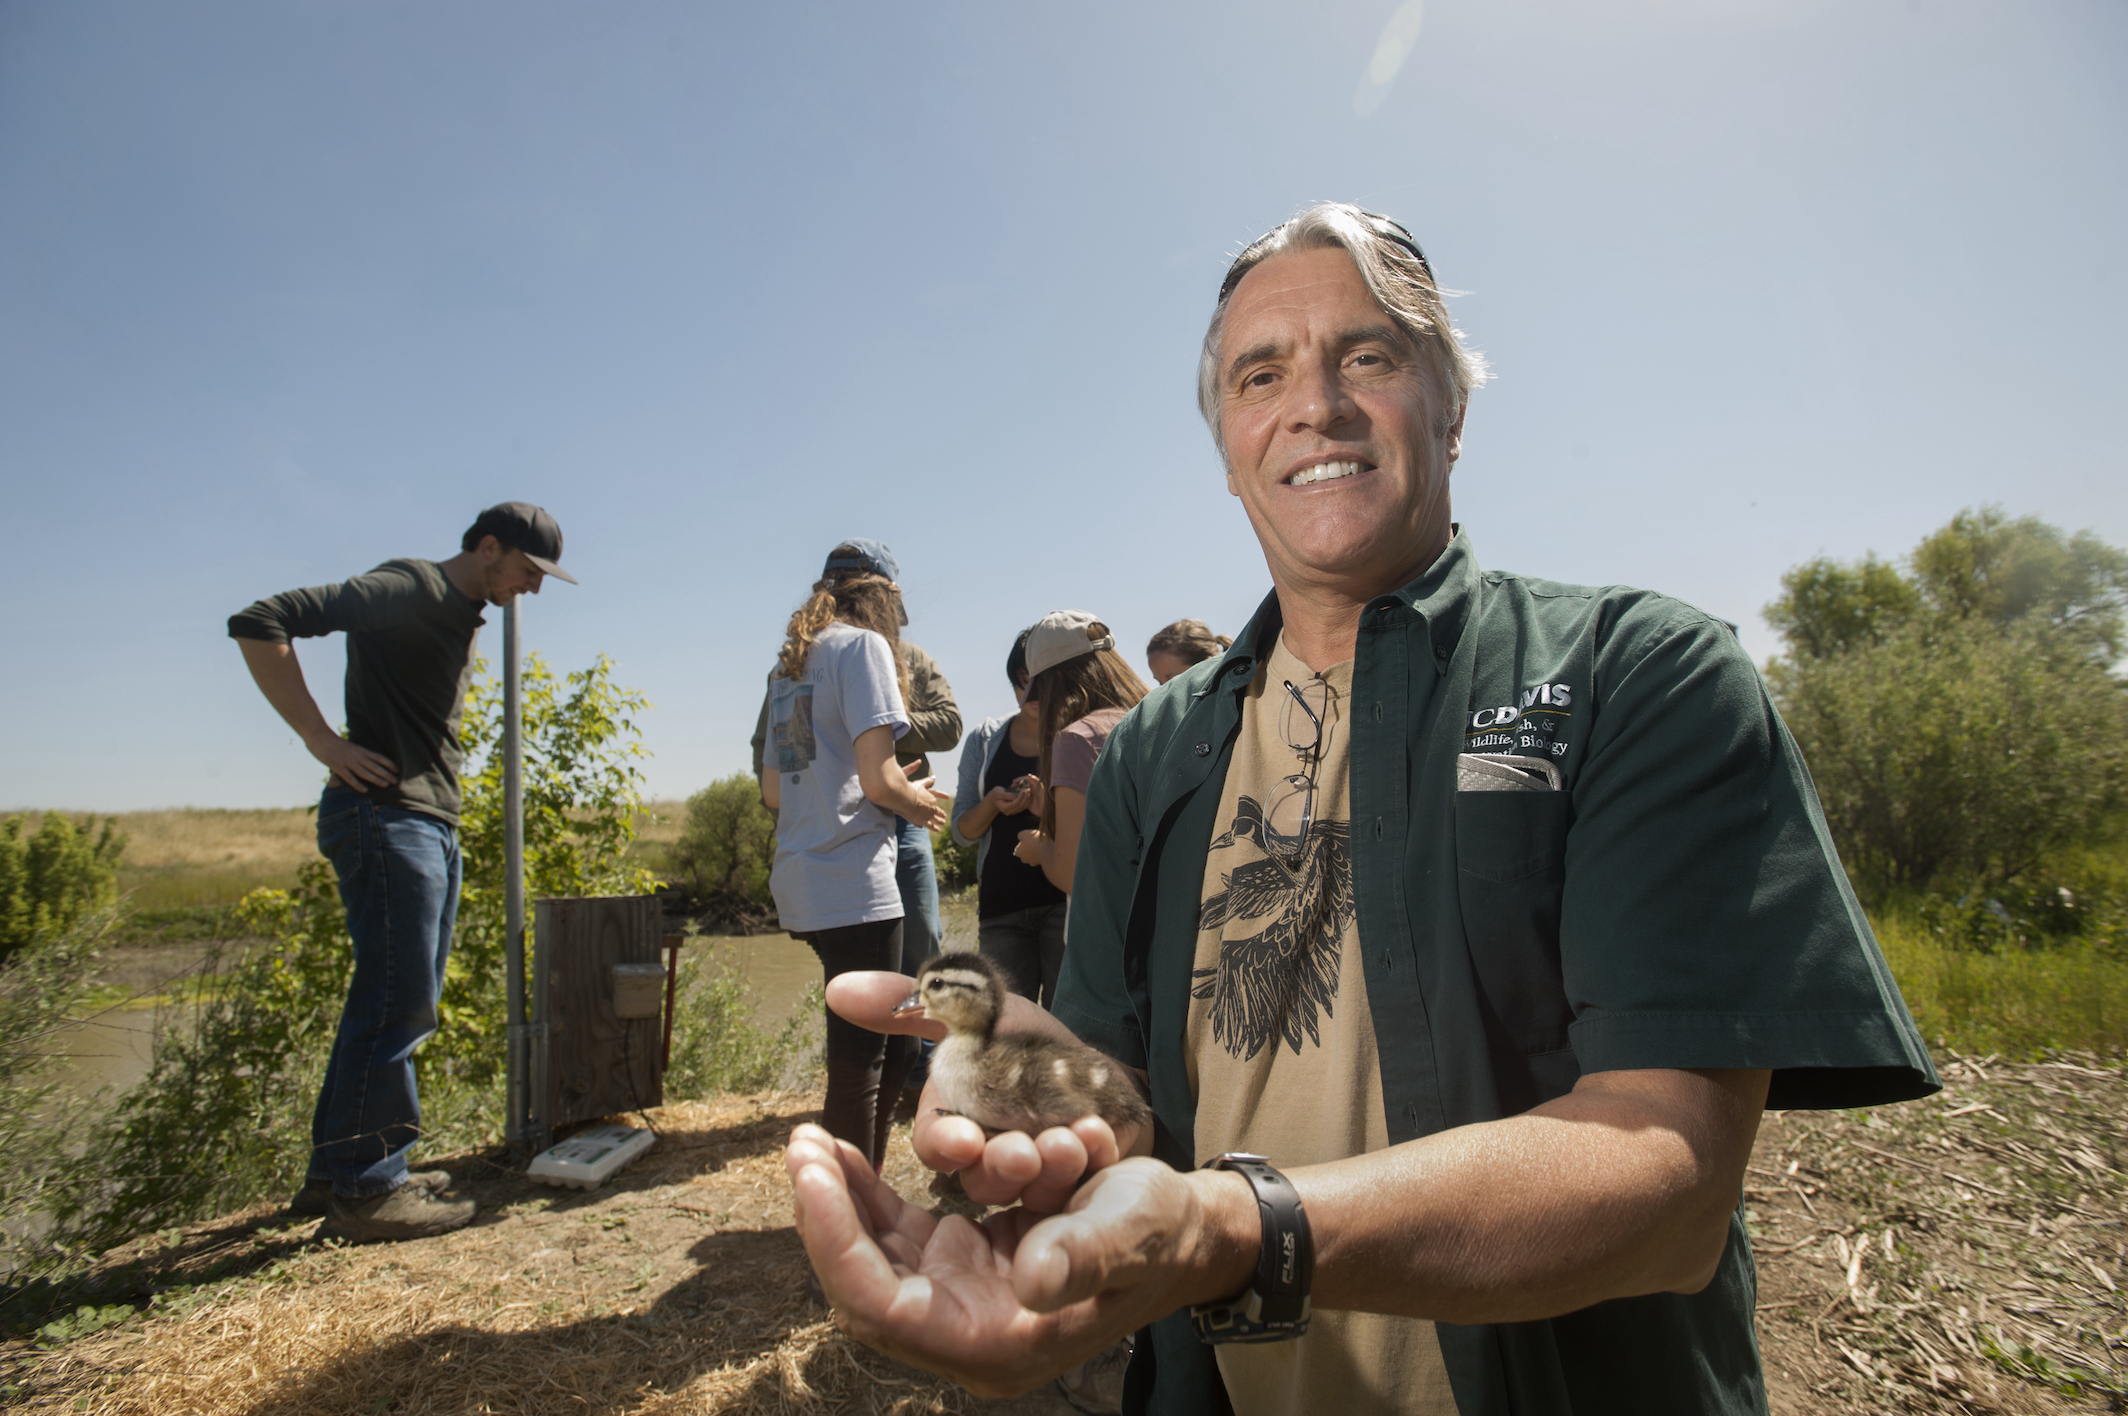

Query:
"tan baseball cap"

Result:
[[1024, 610, 1114, 677]]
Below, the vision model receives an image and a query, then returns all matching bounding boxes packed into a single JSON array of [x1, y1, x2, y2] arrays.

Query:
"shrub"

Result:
[[663, 944, 822, 1098], [931, 825, 978, 892], [0, 815, 124, 966], [1770, 615, 2128, 897], [671, 774, 776, 905]]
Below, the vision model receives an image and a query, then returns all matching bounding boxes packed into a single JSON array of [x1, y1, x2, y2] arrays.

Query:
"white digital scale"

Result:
[[526, 1123, 655, 1190]]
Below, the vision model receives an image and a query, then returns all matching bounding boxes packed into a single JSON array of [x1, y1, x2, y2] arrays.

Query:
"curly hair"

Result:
[[774, 552, 911, 706]]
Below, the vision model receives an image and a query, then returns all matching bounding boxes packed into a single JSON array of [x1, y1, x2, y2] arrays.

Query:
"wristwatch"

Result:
[[1189, 1152, 1313, 1344]]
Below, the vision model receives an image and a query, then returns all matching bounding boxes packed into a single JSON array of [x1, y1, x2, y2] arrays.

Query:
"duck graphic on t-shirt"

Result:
[[1191, 796, 1356, 1062]]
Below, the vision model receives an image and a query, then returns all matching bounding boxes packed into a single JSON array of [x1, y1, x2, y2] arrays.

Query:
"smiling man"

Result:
[[230, 501, 574, 1243], [786, 205, 1937, 1415]]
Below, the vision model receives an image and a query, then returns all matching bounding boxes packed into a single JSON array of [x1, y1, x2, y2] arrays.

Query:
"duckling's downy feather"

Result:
[[910, 951, 1151, 1138]]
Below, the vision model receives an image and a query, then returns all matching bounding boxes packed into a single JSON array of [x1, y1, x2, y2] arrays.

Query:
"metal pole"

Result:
[[503, 599, 529, 1157]]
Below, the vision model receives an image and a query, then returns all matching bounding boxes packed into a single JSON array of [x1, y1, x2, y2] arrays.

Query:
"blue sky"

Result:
[[3, 0, 2123, 810]]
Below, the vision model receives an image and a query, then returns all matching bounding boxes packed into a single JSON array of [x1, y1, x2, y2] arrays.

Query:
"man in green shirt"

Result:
[[785, 206, 1935, 1415], [230, 502, 575, 1243]]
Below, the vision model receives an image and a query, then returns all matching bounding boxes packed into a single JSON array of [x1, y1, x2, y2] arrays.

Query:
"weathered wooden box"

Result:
[[532, 895, 665, 1133]]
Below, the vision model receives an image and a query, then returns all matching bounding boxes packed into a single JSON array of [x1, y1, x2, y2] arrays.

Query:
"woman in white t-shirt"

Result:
[[760, 562, 947, 1171]]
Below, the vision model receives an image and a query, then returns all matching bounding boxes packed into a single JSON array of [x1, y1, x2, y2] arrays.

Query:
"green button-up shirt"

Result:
[[1054, 530, 1937, 1416]]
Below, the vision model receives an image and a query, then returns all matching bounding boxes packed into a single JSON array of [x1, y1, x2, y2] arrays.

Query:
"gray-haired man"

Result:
[[788, 206, 1936, 1415]]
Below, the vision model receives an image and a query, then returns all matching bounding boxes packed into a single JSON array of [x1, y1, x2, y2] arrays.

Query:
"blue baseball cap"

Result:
[[823, 538, 899, 583]]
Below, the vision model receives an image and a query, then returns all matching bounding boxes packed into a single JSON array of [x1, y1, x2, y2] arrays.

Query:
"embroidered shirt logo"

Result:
[[1467, 681, 1574, 759]]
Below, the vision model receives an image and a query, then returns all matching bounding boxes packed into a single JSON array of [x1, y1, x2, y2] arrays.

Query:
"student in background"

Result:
[[759, 562, 947, 1172], [752, 541, 960, 979], [1145, 617, 1232, 685], [951, 629, 1070, 1007], [1012, 611, 1148, 896]]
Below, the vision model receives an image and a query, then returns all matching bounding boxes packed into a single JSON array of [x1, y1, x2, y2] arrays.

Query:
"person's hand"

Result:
[[983, 780, 1035, 817], [824, 970, 1150, 1213], [1014, 828, 1051, 869], [898, 773, 950, 831], [307, 734, 397, 792], [785, 1123, 1246, 1396]]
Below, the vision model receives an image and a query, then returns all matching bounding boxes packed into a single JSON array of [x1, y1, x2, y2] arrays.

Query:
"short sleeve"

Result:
[[1559, 609, 1938, 1108], [1050, 713, 1115, 795], [1053, 710, 1148, 1070], [834, 630, 910, 744]]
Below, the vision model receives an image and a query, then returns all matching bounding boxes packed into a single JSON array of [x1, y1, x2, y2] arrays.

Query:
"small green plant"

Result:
[[931, 824, 978, 892], [664, 943, 823, 1097], [0, 815, 124, 966]]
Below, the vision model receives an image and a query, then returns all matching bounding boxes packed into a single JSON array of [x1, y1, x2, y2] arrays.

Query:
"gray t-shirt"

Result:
[[767, 622, 910, 934], [227, 558, 485, 825]]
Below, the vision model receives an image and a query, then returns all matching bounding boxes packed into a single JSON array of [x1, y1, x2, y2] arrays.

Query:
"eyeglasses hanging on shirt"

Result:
[[1266, 678, 1333, 864]]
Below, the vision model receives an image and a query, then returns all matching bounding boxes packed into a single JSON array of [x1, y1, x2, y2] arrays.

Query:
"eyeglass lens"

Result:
[[1264, 773, 1317, 856], [1279, 678, 1331, 758]]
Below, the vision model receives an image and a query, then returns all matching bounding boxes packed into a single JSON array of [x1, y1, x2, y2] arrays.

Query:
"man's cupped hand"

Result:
[[785, 1123, 1208, 1395]]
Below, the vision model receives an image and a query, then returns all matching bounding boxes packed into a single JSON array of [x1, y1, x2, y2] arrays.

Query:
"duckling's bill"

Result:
[[892, 990, 926, 1019]]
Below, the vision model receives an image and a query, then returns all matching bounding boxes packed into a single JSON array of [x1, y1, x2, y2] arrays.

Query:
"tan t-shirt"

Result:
[[1188, 634, 1455, 1416]]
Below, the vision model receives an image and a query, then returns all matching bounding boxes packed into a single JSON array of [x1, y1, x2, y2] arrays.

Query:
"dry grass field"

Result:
[[11, 801, 690, 917], [3, 1059, 2122, 1415]]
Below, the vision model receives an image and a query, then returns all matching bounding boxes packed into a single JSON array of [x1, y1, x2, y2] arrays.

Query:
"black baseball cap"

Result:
[[463, 502, 578, 584]]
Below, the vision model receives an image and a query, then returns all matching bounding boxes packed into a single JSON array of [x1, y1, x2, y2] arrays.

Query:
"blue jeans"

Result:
[[894, 816, 941, 974], [312, 785, 460, 1197]]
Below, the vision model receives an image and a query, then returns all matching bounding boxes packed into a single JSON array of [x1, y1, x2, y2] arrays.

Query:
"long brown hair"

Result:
[[775, 559, 911, 706], [1031, 621, 1147, 836]]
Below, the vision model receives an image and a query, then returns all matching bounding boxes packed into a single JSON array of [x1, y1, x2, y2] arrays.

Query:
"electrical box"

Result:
[[612, 961, 666, 1019], [533, 896, 667, 1136]]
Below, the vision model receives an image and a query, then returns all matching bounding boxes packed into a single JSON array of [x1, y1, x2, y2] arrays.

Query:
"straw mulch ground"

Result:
[[1, 1093, 1071, 1415], [1752, 1053, 2126, 1413], [4, 1057, 2122, 1414]]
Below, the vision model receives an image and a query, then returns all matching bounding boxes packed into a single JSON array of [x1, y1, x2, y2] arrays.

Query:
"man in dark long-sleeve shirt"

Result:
[[229, 502, 576, 1243]]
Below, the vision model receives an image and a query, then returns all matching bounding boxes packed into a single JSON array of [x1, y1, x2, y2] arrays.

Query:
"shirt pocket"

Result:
[[1453, 791, 1577, 1098]]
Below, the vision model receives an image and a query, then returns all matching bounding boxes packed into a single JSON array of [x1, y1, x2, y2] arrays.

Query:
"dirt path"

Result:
[[5, 1056, 2122, 1414]]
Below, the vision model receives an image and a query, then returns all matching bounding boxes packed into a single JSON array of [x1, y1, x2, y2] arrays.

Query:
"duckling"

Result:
[[894, 951, 1152, 1140]]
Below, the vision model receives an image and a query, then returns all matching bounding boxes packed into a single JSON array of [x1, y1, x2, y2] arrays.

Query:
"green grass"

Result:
[[1875, 910, 2128, 1057]]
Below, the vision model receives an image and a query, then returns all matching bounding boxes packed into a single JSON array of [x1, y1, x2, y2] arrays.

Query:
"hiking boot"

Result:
[[318, 1183, 476, 1243], [1055, 1336, 1133, 1416], [290, 1170, 452, 1217]]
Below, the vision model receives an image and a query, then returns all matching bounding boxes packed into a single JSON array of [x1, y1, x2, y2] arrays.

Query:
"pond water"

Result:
[[44, 923, 969, 1102]]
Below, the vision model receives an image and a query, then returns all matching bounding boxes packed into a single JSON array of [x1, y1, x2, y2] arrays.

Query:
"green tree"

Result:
[[1910, 506, 2128, 662], [0, 815, 124, 966], [1762, 554, 1919, 662], [442, 653, 656, 1088], [1765, 509, 2128, 900]]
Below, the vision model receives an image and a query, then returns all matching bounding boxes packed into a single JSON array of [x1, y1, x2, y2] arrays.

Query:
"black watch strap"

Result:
[[1189, 1152, 1313, 1344]]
